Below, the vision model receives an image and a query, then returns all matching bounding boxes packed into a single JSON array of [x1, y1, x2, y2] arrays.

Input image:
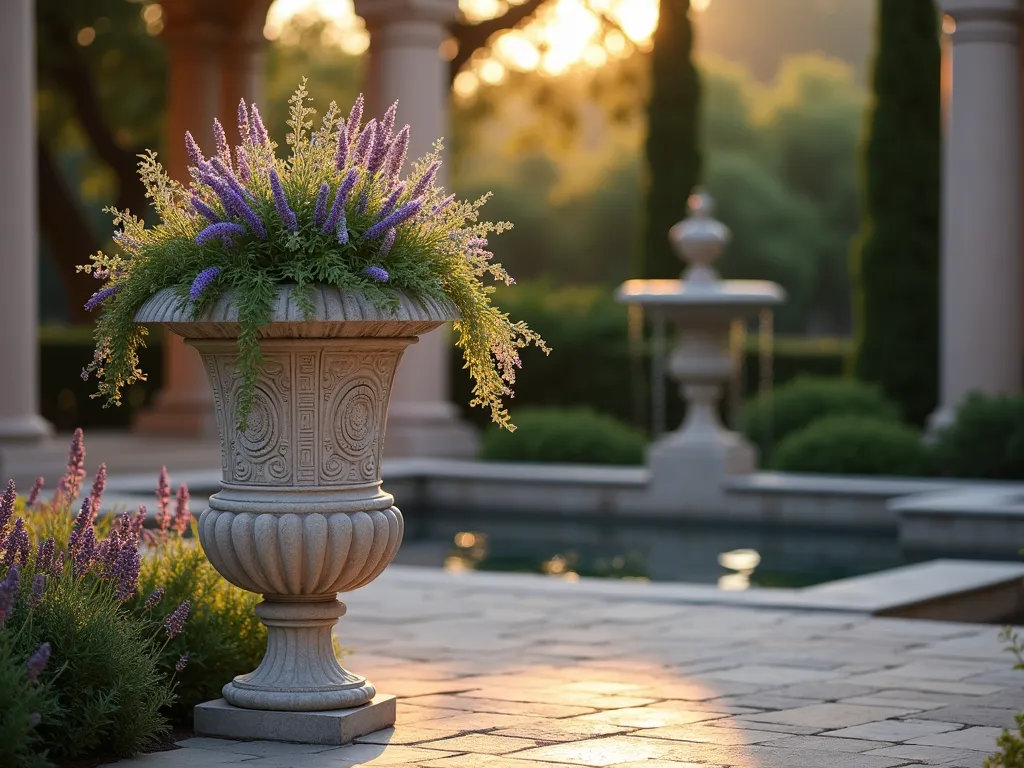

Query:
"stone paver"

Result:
[[98, 567, 1021, 767]]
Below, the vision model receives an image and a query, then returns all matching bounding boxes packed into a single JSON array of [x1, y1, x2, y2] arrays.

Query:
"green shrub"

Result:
[[129, 534, 265, 725], [985, 627, 1024, 767], [932, 393, 1024, 480], [481, 406, 648, 465], [742, 375, 901, 464], [771, 415, 932, 476], [0, 629, 59, 768]]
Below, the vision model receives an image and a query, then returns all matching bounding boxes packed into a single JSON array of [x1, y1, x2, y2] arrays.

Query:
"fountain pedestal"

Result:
[[617, 191, 784, 513]]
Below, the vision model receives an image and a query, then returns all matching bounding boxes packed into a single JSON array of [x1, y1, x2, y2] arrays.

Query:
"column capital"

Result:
[[353, 0, 459, 26], [943, 0, 1022, 44]]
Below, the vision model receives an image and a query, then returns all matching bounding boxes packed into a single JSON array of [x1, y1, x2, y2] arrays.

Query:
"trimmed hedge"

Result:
[[932, 392, 1024, 480], [741, 375, 902, 465], [481, 406, 647, 465], [771, 415, 933, 477]]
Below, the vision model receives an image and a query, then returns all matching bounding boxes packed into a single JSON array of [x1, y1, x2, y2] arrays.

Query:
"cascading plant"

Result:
[[79, 80, 548, 428]]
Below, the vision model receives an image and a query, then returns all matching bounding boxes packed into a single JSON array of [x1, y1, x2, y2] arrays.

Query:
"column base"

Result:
[[194, 695, 396, 746], [645, 428, 757, 514], [0, 413, 53, 445], [384, 401, 479, 459], [132, 401, 218, 438]]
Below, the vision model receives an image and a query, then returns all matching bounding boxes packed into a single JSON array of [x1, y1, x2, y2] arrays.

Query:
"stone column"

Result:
[[355, 0, 480, 459], [134, 0, 270, 437], [0, 0, 52, 445], [931, 0, 1024, 432]]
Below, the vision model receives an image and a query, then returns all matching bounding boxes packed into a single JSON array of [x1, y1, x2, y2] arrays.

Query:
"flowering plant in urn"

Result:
[[77, 82, 547, 717]]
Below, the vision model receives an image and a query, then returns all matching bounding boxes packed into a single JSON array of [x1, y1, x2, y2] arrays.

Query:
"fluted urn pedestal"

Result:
[[135, 284, 459, 742]]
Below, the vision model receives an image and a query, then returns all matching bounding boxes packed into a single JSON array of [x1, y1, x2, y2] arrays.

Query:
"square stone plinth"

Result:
[[194, 695, 396, 746]]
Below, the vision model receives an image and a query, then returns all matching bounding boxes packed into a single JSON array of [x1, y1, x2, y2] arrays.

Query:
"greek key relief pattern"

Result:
[[320, 351, 398, 485]]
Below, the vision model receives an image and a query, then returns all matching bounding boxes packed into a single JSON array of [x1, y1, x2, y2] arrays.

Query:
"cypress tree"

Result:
[[852, 0, 941, 425], [637, 0, 702, 279]]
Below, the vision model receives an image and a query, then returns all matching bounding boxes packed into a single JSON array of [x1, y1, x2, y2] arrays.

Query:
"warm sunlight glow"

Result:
[[266, 0, 369, 55]]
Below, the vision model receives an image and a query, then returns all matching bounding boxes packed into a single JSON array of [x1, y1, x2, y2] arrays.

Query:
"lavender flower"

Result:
[[202, 172, 266, 239], [382, 125, 410, 183], [363, 199, 423, 240], [88, 463, 106, 521], [156, 467, 171, 532], [59, 429, 86, 503], [250, 105, 269, 146], [369, 101, 398, 173], [145, 586, 165, 609], [314, 183, 330, 229], [334, 121, 348, 170], [29, 574, 44, 608], [3, 518, 28, 569], [346, 95, 364, 145], [430, 193, 456, 216], [323, 168, 359, 233], [0, 567, 18, 629], [112, 544, 141, 602], [196, 223, 243, 250], [411, 161, 441, 199], [84, 285, 121, 312], [129, 506, 147, 540], [165, 600, 191, 638], [80, 368, 89, 381], [72, 524, 97, 577], [0, 479, 14, 534], [237, 99, 250, 145], [379, 229, 397, 257], [173, 484, 191, 534], [354, 119, 377, 165], [51, 551, 64, 575], [211, 157, 251, 202], [336, 210, 349, 246], [365, 264, 390, 282], [356, 190, 369, 216], [213, 118, 230, 166], [192, 195, 221, 224], [236, 145, 251, 184], [175, 654, 190, 673], [269, 168, 298, 231], [35, 537, 55, 574], [378, 183, 407, 220], [184, 131, 205, 167], [25, 643, 51, 685]]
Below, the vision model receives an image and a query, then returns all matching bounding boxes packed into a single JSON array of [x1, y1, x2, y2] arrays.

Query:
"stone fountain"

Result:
[[616, 190, 785, 513]]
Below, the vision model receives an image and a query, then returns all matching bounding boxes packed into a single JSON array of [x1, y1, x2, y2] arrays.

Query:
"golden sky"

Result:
[[265, 0, 712, 96]]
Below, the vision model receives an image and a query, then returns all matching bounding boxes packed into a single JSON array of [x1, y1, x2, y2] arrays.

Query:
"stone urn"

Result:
[[135, 284, 457, 713]]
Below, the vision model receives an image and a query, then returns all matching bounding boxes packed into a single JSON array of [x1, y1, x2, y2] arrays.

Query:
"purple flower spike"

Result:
[[369, 102, 398, 173], [0, 479, 14, 533], [354, 119, 377, 165], [236, 146, 251, 184], [411, 160, 441, 199], [84, 285, 121, 312], [346, 94, 364, 144], [26, 477, 43, 508], [250, 104, 269, 147], [237, 99, 250, 145], [323, 168, 359, 233], [29, 574, 44, 608], [334, 121, 349, 170], [0, 567, 19, 629], [336, 210, 349, 246], [72, 524, 97, 577], [213, 119, 230, 165], [3, 518, 29, 569], [189, 266, 222, 302], [184, 131, 205, 167], [34, 537, 55, 575], [431, 193, 457, 216], [364, 198, 423, 240], [59, 429, 86, 503], [211, 157, 251, 202], [173, 484, 191, 534], [192, 195, 221, 224], [383, 126, 410, 183], [314, 183, 330, 228], [379, 229, 397, 258], [356, 190, 369, 216], [113, 544, 141, 602], [175, 654, 190, 672], [378, 183, 407, 220], [364, 264, 390, 282], [156, 467, 171, 532], [25, 643, 51, 684], [269, 169, 298, 231], [88, 463, 106, 521], [165, 600, 191, 638], [195, 222, 244, 248], [145, 586, 165, 609], [203, 175, 266, 239]]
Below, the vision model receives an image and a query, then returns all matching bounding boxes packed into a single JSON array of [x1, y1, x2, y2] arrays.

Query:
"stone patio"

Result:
[[101, 565, 1023, 767]]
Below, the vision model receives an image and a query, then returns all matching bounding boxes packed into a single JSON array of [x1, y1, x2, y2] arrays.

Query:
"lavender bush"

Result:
[[81, 81, 548, 428]]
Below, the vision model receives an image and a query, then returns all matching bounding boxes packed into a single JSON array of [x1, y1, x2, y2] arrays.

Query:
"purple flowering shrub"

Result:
[[0, 432, 206, 763], [80, 81, 547, 429]]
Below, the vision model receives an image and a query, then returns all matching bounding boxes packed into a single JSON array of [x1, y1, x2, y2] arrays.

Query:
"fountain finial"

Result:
[[668, 187, 730, 285]]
